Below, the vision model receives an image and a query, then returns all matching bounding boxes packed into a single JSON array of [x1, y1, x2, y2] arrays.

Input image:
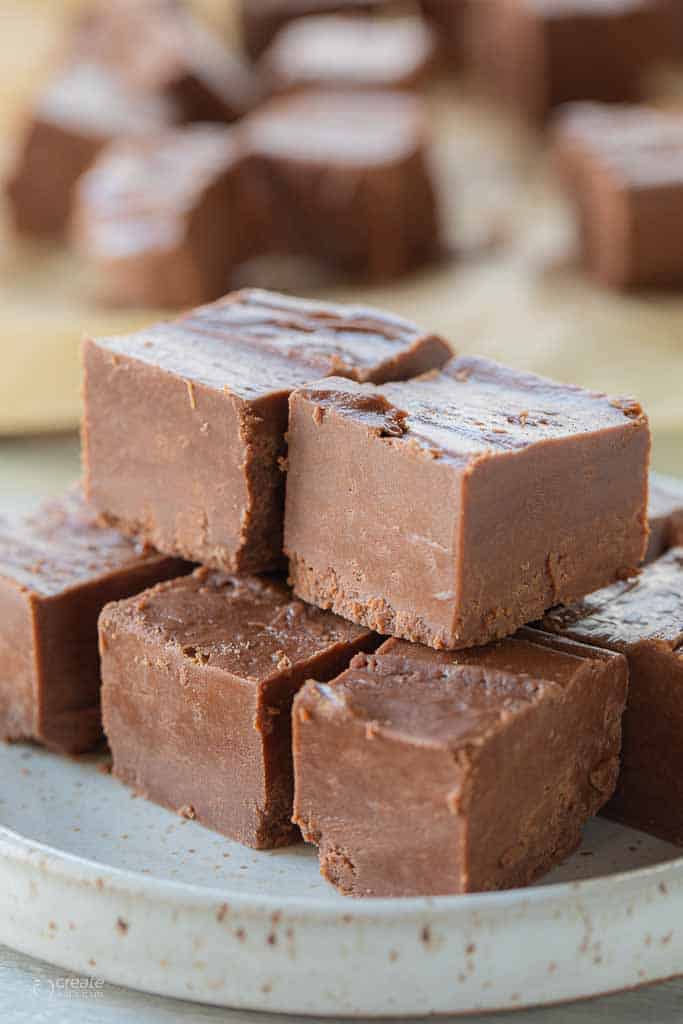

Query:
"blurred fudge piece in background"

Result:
[[553, 102, 683, 289], [6, 63, 175, 241], [471, 0, 667, 124], [72, 124, 268, 308]]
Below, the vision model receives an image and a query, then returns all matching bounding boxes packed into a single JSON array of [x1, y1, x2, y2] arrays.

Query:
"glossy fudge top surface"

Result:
[[263, 15, 435, 86], [0, 489, 169, 598], [295, 355, 647, 468], [244, 91, 429, 164], [104, 569, 374, 681], [543, 548, 683, 652], [308, 630, 600, 750], [37, 63, 176, 136], [77, 125, 239, 221], [91, 288, 451, 400]]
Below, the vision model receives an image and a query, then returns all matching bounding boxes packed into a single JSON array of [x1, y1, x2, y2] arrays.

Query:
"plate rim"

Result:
[[2, 820, 683, 917]]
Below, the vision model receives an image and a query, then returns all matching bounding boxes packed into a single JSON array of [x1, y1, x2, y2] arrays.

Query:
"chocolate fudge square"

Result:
[[82, 288, 451, 572], [0, 489, 187, 755], [259, 15, 436, 95], [293, 629, 627, 895], [240, 0, 385, 60], [543, 548, 683, 845], [475, 0, 665, 123], [554, 103, 683, 289], [100, 569, 378, 847], [73, 126, 265, 309], [5, 63, 174, 241], [243, 91, 442, 281], [285, 357, 650, 650], [646, 472, 683, 563]]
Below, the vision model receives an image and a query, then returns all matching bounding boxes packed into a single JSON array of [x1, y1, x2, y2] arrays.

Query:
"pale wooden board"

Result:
[[1, 0, 683, 435]]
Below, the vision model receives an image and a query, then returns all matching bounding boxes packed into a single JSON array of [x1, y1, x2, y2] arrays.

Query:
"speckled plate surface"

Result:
[[1, 743, 683, 1016]]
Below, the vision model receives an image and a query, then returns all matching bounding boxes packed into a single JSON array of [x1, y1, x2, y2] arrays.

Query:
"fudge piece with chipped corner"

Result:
[[285, 356, 650, 649], [292, 629, 627, 895]]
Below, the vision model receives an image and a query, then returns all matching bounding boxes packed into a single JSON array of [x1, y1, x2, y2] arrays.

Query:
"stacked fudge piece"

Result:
[[284, 360, 649, 647], [293, 632, 627, 895]]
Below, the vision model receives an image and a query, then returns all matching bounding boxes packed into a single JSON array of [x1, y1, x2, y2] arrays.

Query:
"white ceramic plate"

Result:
[[1, 742, 683, 1017]]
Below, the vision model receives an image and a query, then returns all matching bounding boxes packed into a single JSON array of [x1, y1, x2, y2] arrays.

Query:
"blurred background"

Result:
[[1, 0, 681, 518]]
